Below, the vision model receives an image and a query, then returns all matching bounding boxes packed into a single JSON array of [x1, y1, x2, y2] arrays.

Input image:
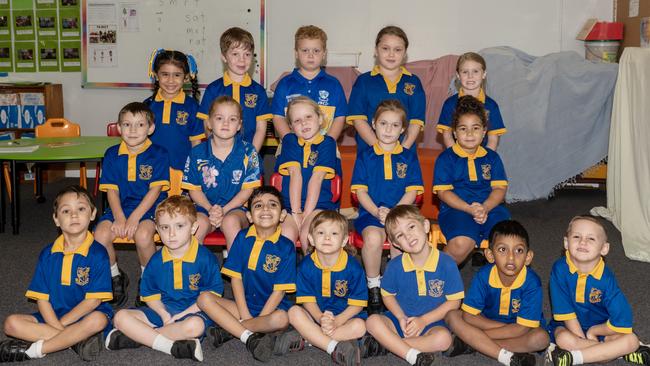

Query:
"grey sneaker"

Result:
[[170, 339, 203, 362], [105, 329, 140, 350], [272, 329, 304, 355], [331, 340, 361, 366], [71, 332, 102, 361], [245, 332, 273, 362]]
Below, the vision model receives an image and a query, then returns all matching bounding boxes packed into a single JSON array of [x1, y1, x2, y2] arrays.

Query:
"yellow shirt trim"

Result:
[[451, 143, 488, 182], [118, 139, 153, 182], [161, 237, 199, 290], [553, 312, 577, 321], [51, 232, 95, 286], [246, 226, 282, 271], [370, 65, 412, 94], [606, 320, 632, 334], [296, 296, 317, 304], [154, 90, 186, 124], [461, 303, 481, 315], [223, 71, 252, 103], [565, 252, 604, 303], [311, 250, 348, 298], [402, 247, 440, 296]]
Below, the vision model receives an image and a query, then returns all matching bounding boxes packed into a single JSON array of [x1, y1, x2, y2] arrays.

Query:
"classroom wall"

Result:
[[3, 0, 613, 138]]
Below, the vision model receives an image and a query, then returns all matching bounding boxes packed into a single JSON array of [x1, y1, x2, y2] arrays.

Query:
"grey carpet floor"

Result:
[[0, 179, 648, 365]]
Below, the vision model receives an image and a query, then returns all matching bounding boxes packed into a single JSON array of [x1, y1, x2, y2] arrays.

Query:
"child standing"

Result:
[[95, 102, 170, 306], [445, 220, 549, 366], [197, 186, 296, 363], [272, 25, 348, 140], [433, 95, 510, 264], [350, 99, 423, 314], [182, 95, 262, 247], [274, 96, 340, 252], [364, 205, 464, 366], [105, 195, 223, 362], [144, 49, 205, 196], [1, 186, 112, 362], [347, 26, 426, 152], [547, 215, 649, 366], [437, 52, 506, 151], [198, 27, 271, 152], [284, 210, 367, 366]]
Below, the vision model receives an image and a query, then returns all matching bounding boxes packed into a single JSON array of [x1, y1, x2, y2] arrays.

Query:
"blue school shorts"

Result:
[[384, 311, 446, 338], [137, 306, 213, 338], [98, 207, 156, 224], [353, 212, 384, 233], [438, 205, 510, 246]]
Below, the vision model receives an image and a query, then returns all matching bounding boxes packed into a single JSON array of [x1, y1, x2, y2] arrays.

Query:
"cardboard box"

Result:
[[0, 93, 20, 128], [577, 19, 624, 41]]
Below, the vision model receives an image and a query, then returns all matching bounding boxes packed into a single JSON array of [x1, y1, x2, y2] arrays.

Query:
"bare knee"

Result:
[[181, 316, 205, 338], [269, 310, 289, 330], [3, 314, 22, 337], [221, 214, 242, 235], [112, 309, 131, 330], [348, 318, 367, 339], [444, 309, 463, 327], [429, 327, 453, 350], [528, 327, 550, 351], [555, 328, 578, 350], [619, 333, 640, 354], [93, 221, 115, 245], [365, 314, 383, 335], [362, 229, 385, 251], [83, 312, 108, 333], [287, 306, 305, 323], [197, 292, 218, 311], [134, 227, 155, 248], [445, 237, 475, 263]]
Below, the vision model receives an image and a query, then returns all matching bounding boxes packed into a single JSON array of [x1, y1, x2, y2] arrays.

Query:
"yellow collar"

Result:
[[118, 139, 152, 156], [402, 246, 439, 272], [311, 250, 348, 272], [224, 71, 252, 87], [51, 232, 94, 256], [298, 133, 325, 146], [373, 142, 403, 156], [565, 251, 605, 280], [452, 143, 487, 159], [370, 65, 412, 77], [154, 89, 186, 103], [459, 88, 486, 104], [162, 237, 199, 263], [488, 264, 527, 289], [246, 225, 282, 244]]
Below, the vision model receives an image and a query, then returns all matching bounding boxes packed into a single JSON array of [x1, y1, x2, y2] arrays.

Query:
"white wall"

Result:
[[2, 0, 613, 137]]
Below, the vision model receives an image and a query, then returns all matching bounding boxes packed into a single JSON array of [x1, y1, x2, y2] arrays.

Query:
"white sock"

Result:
[[110, 263, 120, 277], [25, 339, 45, 359], [497, 348, 513, 365], [367, 276, 381, 289], [571, 350, 584, 365], [405, 348, 420, 365], [326, 340, 339, 355], [151, 334, 173, 355], [140, 266, 145, 274], [240, 329, 253, 344]]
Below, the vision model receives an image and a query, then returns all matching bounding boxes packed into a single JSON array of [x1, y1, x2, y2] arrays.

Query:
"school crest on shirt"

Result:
[[139, 165, 153, 180], [428, 279, 444, 298], [318, 90, 329, 105], [333, 280, 348, 297], [511, 298, 521, 313], [189, 273, 201, 291], [244, 93, 258, 108], [308, 151, 319, 166], [232, 170, 243, 184], [75, 267, 90, 286], [176, 110, 189, 125], [263, 255, 281, 273], [403, 83, 416, 96], [396, 163, 407, 178], [481, 164, 491, 180], [589, 288, 602, 304]]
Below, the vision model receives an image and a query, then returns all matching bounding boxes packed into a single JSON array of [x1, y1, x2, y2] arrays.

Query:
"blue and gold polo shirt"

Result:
[[99, 139, 170, 211], [550, 252, 633, 334], [140, 237, 223, 315], [182, 137, 261, 206], [271, 68, 348, 134], [381, 247, 464, 317], [462, 263, 544, 328], [275, 133, 338, 211], [144, 90, 206, 170], [346, 66, 426, 151], [296, 250, 367, 316], [26, 232, 113, 318], [351, 142, 424, 215], [436, 89, 507, 146], [197, 72, 272, 146], [433, 144, 508, 213], [222, 226, 296, 317]]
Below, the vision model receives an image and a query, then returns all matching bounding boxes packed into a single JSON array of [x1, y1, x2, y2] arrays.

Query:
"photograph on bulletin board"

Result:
[[0, 41, 12, 72], [35, 0, 56, 9], [12, 10, 35, 41], [60, 40, 80, 71], [60, 7, 80, 39], [61, 0, 78, 7], [36, 9, 58, 39], [38, 40, 59, 71], [14, 41, 36, 72], [0, 11, 9, 40], [0, 0, 8, 9]]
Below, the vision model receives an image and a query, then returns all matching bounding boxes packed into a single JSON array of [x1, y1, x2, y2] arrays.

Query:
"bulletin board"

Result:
[[81, 0, 265, 88]]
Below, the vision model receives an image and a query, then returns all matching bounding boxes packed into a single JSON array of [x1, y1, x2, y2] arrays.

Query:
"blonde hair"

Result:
[[286, 96, 325, 130], [307, 210, 355, 256], [384, 205, 426, 243], [373, 99, 408, 130], [155, 195, 197, 223], [456, 52, 487, 90], [566, 215, 608, 241], [220, 27, 254, 54], [294, 25, 327, 50]]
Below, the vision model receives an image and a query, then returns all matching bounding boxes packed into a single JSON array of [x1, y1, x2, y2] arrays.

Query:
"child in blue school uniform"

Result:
[[274, 96, 340, 253], [198, 27, 272, 153], [95, 102, 170, 307], [182, 95, 262, 248], [437, 52, 506, 151], [281, 210, 367, 365], [350, 99, 423, 315], [547, 215, 649, 366], [433, 95, 510, 265], [197, 186, 296, 363], [144, 49, 205, 196], [445, 220, 549, 366], [347, 25, 426, 152], [105, 195, 224, 362], [272, 25, 348, 140], [1, 185, 113, 362], [363, 205, 464, 366]]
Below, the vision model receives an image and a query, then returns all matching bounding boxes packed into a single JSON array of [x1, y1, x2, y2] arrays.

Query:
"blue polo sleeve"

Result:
[[380, 256, 400, 297], [99, 147, 120, 192], [313, 137, 336, 179], [439, 252, 465, 300], [273, 242, 297, 293], [84, 245, 113, 301], [346, 75, 369, 125], [242, 144, 262, 191], [490, 152, 508, 188], [222, 231, 246, 279], [276, 134, 302, 175], [296, 259, 318, 304], [461, 269, 487, 315], [140, 258, 162, 302], [347, 259, 368, 307], [25, 247, 52, 301], [433, 151, 454, 192], [185, 101, 206, 141], [407, 76, 426, 129], [550, 259, 577, 322], [485, 98, 506, 135], [271, 77, 289, 116], [516, 271, 543, 328], [332, 80, 348, 118], [200, 247, 224, 297], [182, 145, 203, 191], [436, 95, 456, 132], [350, 152, 369, 193], [603, 275, 633, 333], [150, 148, 171, 190], [254, 86, 272, 121], [197, 83, 218, 121], [405, 151, 424, 193]]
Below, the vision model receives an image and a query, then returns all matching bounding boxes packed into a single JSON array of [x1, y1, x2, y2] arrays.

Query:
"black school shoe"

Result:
[[104, 329, 141, 350], [170, 339, 203, 362], [109, 268, 129, 308], [206, 325, 234, 349], [546, 345, 572, 366], [510, 352, 537, 366], [134, 278, 145, 308], [367, 287, 383, 315], [625, 345, 650, 365], [331, 340, 361, 366], [272, 328, 305, 355], [71, 332, 102, 361], [414, 352, 436, 366], [245, 332, 274, 362], [359, 334, 387, 358], [443, 335, 475, 357], [0, 339, 31, 362]]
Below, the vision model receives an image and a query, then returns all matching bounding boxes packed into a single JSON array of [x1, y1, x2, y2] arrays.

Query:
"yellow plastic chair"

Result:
[[35, 118, 87, 189]]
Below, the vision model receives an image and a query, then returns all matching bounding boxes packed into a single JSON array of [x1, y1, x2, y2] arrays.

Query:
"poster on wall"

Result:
[[14, 41, 35, 72], [38, 40, 59, 71], [0, 11, 9, 40], [59, 7, 80, 39], [12, 9, 34, 41], [60, 40, 80, 71], [36, 9, 57, 39], [88, 23, 116, 67], [0, 40, 12, 72], [118, 2, 139, 32]]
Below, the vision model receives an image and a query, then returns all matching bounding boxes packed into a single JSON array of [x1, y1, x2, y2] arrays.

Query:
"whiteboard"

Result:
[[81, 0, 264, 88]]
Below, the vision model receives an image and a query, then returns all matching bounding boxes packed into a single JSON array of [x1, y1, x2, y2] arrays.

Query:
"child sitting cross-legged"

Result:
[[105, 195, 224, 362], [445, 220, 549, 366]]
